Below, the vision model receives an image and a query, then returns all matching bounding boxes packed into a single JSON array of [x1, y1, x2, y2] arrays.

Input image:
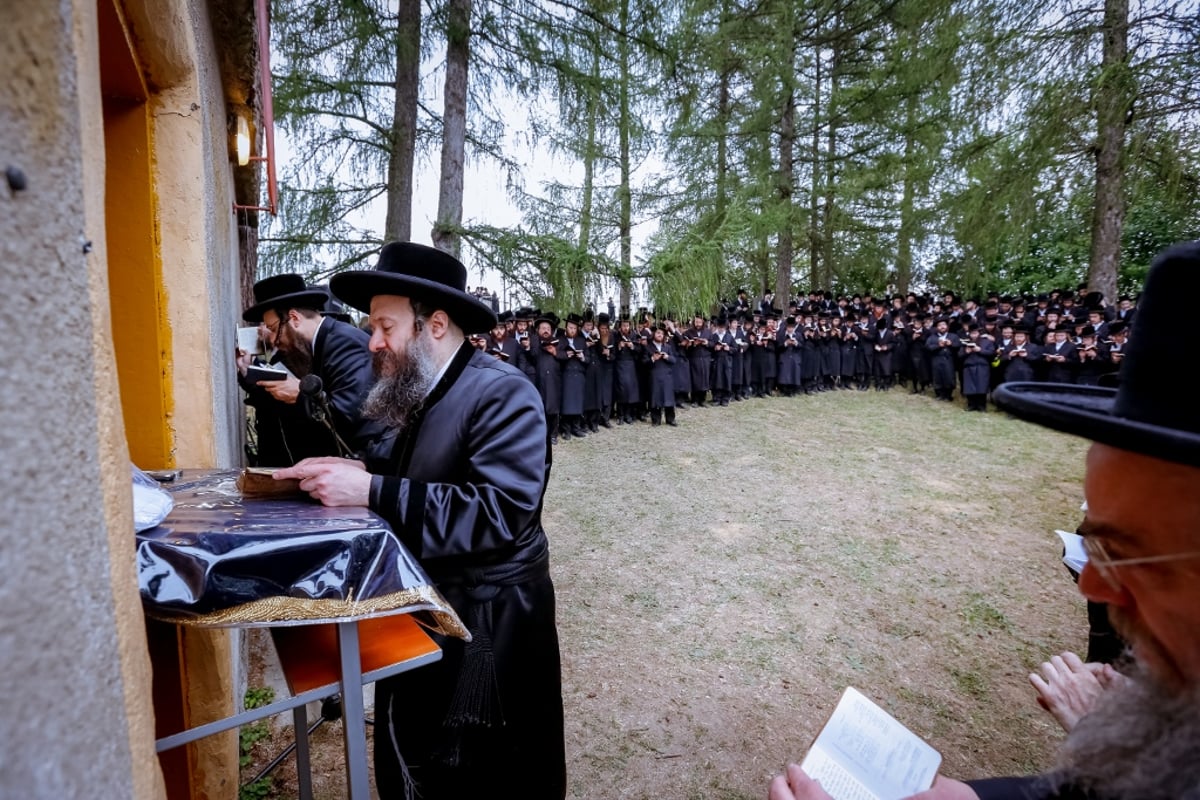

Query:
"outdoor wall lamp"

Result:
[[236, 113, 251, 166]]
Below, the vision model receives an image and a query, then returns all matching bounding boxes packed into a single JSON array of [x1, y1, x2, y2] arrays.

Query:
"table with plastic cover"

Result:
[[137, 469, 468, 800]]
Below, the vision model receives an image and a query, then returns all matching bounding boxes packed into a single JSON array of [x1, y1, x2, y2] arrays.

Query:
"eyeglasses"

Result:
[[1081, 535, 1200, 591]]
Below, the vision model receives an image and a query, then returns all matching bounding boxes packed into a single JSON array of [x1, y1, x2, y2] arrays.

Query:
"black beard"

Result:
[[360, 332, 438, 431], [277, 325, 313, 376], [1049, 660, 1200, 799]]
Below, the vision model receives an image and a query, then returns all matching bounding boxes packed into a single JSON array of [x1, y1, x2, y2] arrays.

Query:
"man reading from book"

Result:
[[273, 242, 566, 800], [771, 241, 1200, 800]]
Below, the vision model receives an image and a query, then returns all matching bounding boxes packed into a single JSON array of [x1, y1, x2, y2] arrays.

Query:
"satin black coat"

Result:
[[362, 344, 565, 799], [959, 337, 996, 395]]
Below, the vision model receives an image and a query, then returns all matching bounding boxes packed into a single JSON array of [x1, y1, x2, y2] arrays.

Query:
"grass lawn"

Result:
[[545, 389, 1091, 799]]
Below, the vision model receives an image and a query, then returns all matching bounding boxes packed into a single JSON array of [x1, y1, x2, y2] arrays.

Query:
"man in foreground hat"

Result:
[[770, 241, 1200, 800], [274, 242, 565, 799]]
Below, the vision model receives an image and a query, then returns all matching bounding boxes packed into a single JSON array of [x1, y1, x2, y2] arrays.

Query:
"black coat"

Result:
[[531, 338, 563, 414], [559, 335, 587, 415], [960, 336, 996, 395], [686, 327, 713, 391], [1043, 341, 1078, 383], [1001, 341, 1040, 383], [777, 328, 803, 384], [644, 341, 677, 407], [926, 331, 961, 388], [710, 331, 735, 390], [308, 317, 376, 451], [362, 344, 565, 798], [669, 332, 692, 393], [613, 334, 641, 403]]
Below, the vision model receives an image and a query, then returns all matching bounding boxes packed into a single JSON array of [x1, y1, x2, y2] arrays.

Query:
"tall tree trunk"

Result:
[[776, 81, 795, 307], [385, 0, 420, 242], [896, 91, 918, 296], [715, 0, 731, 224], [820, 30, 841, 291], [1087, 0, 1131, 302], [617, 0, 633, 310], [432, 0, 471, 257], [808, 47, 822, 292], [574, 44, 600, 312]]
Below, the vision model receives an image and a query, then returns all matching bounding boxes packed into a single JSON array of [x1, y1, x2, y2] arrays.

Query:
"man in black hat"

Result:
[[644, 324, 679, 426], [926, 318, 960, 401], [559, 313, 589, 439], [772, 241, 1200, 800], [237, 274, 374, 464], [613, 316, 642, 424], [274, 242, 565, 800]]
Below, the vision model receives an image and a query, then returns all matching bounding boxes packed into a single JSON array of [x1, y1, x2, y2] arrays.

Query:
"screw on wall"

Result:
[[5, 165, 27, 194]]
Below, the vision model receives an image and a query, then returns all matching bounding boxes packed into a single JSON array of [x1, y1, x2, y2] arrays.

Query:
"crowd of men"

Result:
[[464, 285, 1135, 441], [233, 240, 1200, 800]]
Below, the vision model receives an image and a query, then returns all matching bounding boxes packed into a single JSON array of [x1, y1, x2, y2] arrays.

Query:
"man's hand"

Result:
[[235, 348, 254, 376], [260, 375, 301, 403], [274, 458, 371, 507], [770, 765, 979, 800], [1029, 651, 1124, 732], [769, 764, 834, 800]]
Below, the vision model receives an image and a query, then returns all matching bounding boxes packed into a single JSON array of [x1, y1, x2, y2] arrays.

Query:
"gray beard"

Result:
[[1050, 660, 1200, 799], [360, 331, 439, 431]]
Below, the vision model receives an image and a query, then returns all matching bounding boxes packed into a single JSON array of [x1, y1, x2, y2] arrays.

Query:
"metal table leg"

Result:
[[292, 704, 314, 800], [336, 620, 370, 800]]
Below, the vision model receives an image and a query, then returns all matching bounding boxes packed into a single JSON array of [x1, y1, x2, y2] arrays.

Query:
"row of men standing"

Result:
[[470, 304, 1132, 431]]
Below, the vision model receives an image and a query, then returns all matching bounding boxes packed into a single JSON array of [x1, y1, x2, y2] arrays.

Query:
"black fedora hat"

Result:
[[243, 274, 331, 323], [329, 242, 497, 333], [994, 241, 1200, 467]]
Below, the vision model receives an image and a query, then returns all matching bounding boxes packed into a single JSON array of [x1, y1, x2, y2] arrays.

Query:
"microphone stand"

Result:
[[299, 375, 355, 458]]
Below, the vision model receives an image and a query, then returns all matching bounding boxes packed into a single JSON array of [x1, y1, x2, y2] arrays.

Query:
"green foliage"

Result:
[[238, 687, 275, 769], [238, 776, 275, 800], [265, 0, 1199, 303]]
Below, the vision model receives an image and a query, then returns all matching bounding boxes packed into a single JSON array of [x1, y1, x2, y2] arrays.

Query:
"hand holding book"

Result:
[[776, 688, 941, 800]]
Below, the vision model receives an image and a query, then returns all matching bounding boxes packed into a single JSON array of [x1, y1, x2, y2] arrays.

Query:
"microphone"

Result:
[[299, 374, 355, 458]]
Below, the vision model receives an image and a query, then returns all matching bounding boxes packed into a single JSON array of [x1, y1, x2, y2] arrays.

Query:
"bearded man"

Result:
[[274, 242, 566, 800], [771, 240, 1200, 800], [237, 275, 373, 463]]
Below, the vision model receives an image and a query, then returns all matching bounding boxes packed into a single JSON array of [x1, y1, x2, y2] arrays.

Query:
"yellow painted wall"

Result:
[[104, 96, 174, 470]]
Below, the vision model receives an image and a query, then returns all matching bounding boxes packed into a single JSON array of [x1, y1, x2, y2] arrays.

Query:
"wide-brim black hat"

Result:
[[330, 242, 497, 333], [243, 274, 331, 323], [994, 241, 1200, 467]]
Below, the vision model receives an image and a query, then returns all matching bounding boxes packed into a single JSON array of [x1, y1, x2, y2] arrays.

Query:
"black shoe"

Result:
[[572, 426, 588, 438], [667, 420, 678, 426], [600, 418, 612, 429], [551, 434, 558, 445], [560, 429, 571, 440], [589, 421, 599, 433], [652, 419, 661, 426]]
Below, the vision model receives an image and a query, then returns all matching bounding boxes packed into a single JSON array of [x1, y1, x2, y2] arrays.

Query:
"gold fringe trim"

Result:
[[148, 586, 470, 640]]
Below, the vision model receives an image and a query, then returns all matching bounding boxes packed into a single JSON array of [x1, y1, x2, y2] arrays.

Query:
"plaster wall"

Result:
[[144, 0, 242, 470], [0, 2, 165, 798]]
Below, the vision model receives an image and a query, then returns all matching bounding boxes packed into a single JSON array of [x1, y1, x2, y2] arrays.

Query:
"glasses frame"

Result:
[[1081, 535, 1200, 591]]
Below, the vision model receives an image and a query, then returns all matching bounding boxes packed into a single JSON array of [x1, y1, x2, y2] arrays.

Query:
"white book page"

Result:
[[802, 687, 941, 800], [800, 746, 878, 800]]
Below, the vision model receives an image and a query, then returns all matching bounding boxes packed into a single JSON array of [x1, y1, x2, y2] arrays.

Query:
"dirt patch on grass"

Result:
[[243, 391, 1090, 799]]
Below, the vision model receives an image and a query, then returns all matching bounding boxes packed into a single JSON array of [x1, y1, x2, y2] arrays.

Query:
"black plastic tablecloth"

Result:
[[136, 470, 465, 636]]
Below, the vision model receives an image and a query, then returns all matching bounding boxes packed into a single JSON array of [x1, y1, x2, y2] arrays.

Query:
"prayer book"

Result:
[[1055, 529, 1088, 574], [799, 687, 941, 800], [246, 364, 289, 383], [237, 467, 303, 498]]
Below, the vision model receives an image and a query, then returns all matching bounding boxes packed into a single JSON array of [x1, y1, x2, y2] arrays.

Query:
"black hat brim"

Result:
[[993, 382, 1200, 467], [330, 272, 497, 334], [243, 289, 332, 323]]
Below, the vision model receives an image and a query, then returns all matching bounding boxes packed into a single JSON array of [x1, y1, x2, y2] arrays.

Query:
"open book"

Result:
[[799, 687, 941, 800]]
